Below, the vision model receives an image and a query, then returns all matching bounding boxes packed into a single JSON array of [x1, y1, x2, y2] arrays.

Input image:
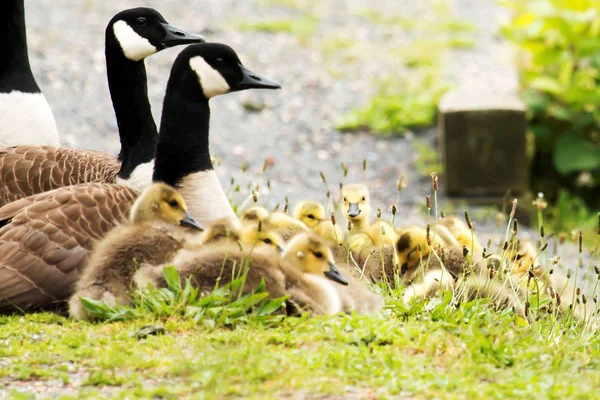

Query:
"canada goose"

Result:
[[0, 43, 280, 313], [0, 0, 58, 147], [0, 8, 205, 207], [293, 200, 345, 244], [69, 183, 203, 320], [135, 233, 348, 316], [242, 206, 310, 241], [341, 184, 397, 251]]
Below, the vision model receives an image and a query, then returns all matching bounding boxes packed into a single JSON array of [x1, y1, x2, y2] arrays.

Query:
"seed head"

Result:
[[426, 223, 431, 246], [362, 159, 367, 172], [430, 172, 439, 191], [567, 269, 572, 279], [532, 193, 547, 211], [463, 246, 469, 257], [273, 204, 280, 212], [396, 175, 406, 192], [391, 205, 397, 216], [252, 190, 258, 203], [341, 162, 348, 177], [510, 199, 518, 219], [578, 231, 583, 253], [540, 225, 545, 238], [425, 195, 431, 209], [541, 243, 548, 252], [512, 219, 518, 235], [330, 211, 336, 226], [377, 208, 382, 219], [262, 159, 268, 173], [241, 161, 248, 173], [595, 265, 600, 275], [319, 171, 327, 184], [464, 211, 473, 230]]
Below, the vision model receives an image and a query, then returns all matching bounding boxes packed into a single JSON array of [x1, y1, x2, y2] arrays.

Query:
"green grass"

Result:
[[234, 15, 318, 39], [3, 288, 600, 398]]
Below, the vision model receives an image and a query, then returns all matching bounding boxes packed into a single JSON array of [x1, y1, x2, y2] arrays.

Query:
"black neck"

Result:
[[0, 0, 39, 93], [152, 88, 213, 186], [105, 33, 158, 179]]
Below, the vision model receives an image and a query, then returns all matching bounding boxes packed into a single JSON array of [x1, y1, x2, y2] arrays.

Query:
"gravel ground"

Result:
[[5, 0, 596, 397]]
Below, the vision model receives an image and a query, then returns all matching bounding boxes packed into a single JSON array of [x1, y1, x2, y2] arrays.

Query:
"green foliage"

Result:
[[337, 70, 449, 135], [338, 2, 476, 135], [235, 15, 318, 38], [414, 139, 445, 177], [81, 266, 288, 327], [502, 0, 600, 205]]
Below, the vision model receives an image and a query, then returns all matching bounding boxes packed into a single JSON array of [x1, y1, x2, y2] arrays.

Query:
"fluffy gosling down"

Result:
[[294, 200, 345, 244], [69, 183, 203, 320], [242, 206, 310, 241], [136, 232, 355, 316], [341, 184, 398, 251]]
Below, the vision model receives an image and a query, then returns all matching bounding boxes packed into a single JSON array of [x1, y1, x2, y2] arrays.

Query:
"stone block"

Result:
[[438, 90, 529, 199]]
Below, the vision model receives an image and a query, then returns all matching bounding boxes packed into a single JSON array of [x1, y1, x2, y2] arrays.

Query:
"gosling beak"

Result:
[[160, 23, 206, 47], [347, 203, 361, 218], [235, 65, 281, 91], [276, 245, 284, 254], [324, 262, 348, 286], [179, 211, 204, 231]]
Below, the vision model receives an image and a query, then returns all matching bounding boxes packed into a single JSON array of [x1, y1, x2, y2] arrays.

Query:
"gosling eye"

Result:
[[362, 196, 366, 201], [407, 250, 415, 259], [168, 200, 179, 208], [263, 238, 273, 245], [516, 253, 524, 260], [307, 214, 315, 220], [313, 251, 323, 259], [136, 17, 147, 26], [343, 197, 347, 202]]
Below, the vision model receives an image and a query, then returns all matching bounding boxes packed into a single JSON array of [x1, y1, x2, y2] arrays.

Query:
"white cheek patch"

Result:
[[189, 56, 231, 98], [116, 160, 155, 193], [113, 20, 158, 61]]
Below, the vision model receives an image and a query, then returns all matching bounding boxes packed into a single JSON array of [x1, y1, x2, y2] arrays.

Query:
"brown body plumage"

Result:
[[0, 146, 120, 207], [0, 183, 137, 313]]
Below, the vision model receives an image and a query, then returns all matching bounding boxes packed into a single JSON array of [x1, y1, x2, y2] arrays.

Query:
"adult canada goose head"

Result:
[[153, 43, 280, 225], [106, 8, 205, 189], [129, 183, 203, 231], [341, 184, 371, 228], [283, 233, 348, 286], [0, 0, 58, 147]]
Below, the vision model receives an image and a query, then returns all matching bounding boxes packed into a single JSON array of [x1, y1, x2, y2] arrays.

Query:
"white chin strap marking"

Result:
[[189, 56, 231, 98], [113, 20, 158, 62]]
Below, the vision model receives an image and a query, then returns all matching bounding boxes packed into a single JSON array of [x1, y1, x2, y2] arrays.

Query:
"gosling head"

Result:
[[201, 217, 242, 244], [293, 201, 326, 229], [108, 8, 205, 62], [395, 226, 437, 277], [283, 233, 348, 286], [341, 184, 371, 225], [242, 206, 271, 225], [240, 225, 285, 253], [130, 183, 203, 231]]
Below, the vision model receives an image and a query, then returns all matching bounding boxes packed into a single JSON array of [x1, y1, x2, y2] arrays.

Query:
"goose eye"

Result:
[[136, 17, 147, 26], [362, 196, 366, 201], [168, 200, 179, 208], [314, 251, 323, 259], [343, 197, 347, 202], [263, 238, 273, 244]]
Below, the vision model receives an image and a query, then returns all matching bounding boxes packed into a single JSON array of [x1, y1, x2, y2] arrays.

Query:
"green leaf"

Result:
[[553, 133, 600, 174], [528, 76, 564, 95], [163, 266, 182, 293]]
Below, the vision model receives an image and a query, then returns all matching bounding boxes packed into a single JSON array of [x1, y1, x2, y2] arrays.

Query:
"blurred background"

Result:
[[24, 0, 600, 248]]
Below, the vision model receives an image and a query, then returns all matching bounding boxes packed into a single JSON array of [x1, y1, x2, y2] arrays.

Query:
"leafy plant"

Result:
[[81, 266, 288, 326], [501, 0, 600, 206]]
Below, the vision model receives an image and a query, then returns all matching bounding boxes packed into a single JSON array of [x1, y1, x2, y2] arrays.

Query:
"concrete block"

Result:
[[438, 90, 529, 199]]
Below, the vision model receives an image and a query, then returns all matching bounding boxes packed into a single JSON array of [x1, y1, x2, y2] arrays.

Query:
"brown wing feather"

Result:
[[0, 183, 139, 313], [0, 146, 121, 207]]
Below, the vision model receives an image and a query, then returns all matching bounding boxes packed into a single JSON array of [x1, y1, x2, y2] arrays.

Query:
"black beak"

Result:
[[179, 211, 204, 231], [235, 65, 281, 91], [160, 23, 206, 47], [347, 203, 361, 218], [324, 262, 348, 286], [276, 245, 284, 254]]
